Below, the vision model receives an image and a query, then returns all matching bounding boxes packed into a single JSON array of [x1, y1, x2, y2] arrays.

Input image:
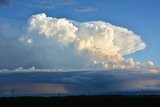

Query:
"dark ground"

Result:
[[1, 95, 160, 107]]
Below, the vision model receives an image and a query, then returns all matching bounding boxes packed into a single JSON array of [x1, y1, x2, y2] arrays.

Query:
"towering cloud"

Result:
[[29, 13, 78, 44], [28, 13, 147, 69]]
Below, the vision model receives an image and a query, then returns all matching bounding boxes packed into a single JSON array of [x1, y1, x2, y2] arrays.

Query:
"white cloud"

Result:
[[0, 14, 155, 70], [145, 61, 154, 67], [19, 36, 33, 44], [28, 13, 78, 45], [28, 13, 147, 69]]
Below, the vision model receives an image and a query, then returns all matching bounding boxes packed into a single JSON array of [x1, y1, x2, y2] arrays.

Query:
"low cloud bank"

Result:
[[0, 69, 160, 95]]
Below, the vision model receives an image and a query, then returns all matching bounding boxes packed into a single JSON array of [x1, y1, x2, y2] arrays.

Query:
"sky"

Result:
[[0, 0, 160, 69], [1, 0, 160, 96]]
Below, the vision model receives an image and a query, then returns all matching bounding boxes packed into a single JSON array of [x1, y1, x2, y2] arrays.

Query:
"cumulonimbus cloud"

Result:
[[28, 13, 149, 69]]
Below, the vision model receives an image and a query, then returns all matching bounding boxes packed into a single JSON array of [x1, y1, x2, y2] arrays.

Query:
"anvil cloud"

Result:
[[28, 13, 148, 69]]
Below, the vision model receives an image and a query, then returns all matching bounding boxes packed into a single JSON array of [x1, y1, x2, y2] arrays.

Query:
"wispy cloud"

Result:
[[29, 0, 78, 10], [74, 6, 97, 13], [58, 0, 78, 6], [36, 0, 78, 5], [28, 4, 54, 10], [0, 0, 11, 7]]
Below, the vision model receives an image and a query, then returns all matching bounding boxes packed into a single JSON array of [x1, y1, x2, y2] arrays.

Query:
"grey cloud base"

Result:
[[0, 69, 160, 96]]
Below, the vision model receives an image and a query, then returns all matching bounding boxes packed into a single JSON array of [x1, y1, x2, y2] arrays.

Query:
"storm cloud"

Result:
[[0, 13, 154, 70], [27, 13, 148, 69], [0, 69, 160, 96]]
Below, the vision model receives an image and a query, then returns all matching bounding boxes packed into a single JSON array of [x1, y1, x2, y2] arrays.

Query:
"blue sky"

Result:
[[0, 0, 160, 68]]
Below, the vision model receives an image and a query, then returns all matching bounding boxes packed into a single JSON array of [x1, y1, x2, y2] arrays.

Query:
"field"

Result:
[[0, 95, 160, 107]]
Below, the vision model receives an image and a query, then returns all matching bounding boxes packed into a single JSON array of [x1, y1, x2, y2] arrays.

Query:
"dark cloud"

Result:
[[74, 6, 97, 13], [0, 70, 160, 96], [0, 0, 11, 7]]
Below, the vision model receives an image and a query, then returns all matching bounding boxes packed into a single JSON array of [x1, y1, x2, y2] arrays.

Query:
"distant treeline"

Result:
[[0, 95, 160, 107]]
